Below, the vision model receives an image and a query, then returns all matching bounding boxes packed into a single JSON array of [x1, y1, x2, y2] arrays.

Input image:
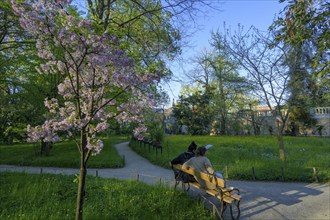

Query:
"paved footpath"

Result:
[[1, 142, 329, 220]]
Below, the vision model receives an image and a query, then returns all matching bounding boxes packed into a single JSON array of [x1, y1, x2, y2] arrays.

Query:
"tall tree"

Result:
[[183, 51, 215, 134], [270, 0, 329, 132], [12, 1, 161, 219], [185, 42, 251, 135], [207, 38, 252, 135], [215, 26, 292, 161]]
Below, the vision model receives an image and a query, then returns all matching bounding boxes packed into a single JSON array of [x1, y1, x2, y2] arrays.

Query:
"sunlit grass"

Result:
[[0, 172, 213, 220], [131, 135, 330, 182]]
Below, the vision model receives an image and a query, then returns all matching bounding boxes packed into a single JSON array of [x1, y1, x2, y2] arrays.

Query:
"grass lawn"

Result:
[[0, 172, 213, 220], [1, 135, 329, 182], [131, 135, 330, 182], [0, 136, 128, 168]]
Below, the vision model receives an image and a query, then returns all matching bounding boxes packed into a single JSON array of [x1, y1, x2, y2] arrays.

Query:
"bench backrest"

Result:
[[173, 164, 225, 188]]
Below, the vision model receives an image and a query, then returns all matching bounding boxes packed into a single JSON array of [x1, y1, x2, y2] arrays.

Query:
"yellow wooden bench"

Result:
[[172, 164, 241, 220]]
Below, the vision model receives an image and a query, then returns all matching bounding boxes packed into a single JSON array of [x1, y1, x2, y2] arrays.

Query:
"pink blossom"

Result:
[[13, 0, 159, 154], [133, 125, 148, 140], [94, 122, 109, 132], [86, 137, 104, 154]]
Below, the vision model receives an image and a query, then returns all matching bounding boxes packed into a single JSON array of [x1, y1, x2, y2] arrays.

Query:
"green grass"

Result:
[[130, 135, 330, 182], [0, 136, 128, 168], [0, 172, 213, 220], [1, 135, 329, 182]]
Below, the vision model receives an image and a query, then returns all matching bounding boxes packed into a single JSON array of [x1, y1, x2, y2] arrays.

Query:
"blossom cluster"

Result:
[[13, 0, 160, 154]]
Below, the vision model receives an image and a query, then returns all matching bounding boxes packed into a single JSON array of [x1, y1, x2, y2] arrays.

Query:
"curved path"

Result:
[[1, 142, 329, 220]]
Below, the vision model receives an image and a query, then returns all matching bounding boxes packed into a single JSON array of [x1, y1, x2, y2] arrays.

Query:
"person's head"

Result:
[[195, 146, 207, 157], [187, 141, 197, 152]]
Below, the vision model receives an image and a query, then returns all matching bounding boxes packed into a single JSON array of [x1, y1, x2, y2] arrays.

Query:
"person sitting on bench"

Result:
[[171, 141, 197, 183], [182, 146, 224, 190]]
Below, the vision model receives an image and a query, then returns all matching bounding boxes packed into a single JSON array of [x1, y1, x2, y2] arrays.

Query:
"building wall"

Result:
[[310, 107, 330, 136], [256, 107, 330, 136]]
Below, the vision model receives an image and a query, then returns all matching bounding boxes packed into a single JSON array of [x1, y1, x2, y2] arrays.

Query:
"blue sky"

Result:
[[163, 0, 286, 106]]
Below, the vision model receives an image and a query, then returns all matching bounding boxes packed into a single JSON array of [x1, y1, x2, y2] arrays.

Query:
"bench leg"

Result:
[[174, 180, 180, 189], [174, 180, 190, 192], [219, 201, 228, 220], [230, 200, 240, 220], [182, 182, 190, 191]]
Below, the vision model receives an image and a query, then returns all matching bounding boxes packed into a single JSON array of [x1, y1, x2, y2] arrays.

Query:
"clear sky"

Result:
[[162, 0, 286, 106]]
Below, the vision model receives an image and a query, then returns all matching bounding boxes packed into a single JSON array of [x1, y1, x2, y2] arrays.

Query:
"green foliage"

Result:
[[87, 0, 180, 99], [132, 135, 330, 182], [173, 90, 213, 135], [0, 136, 128, 168], [92, 0, 181, 61], [174, 36, 254, 135], [150, 126, 165, 144], [144, 108, 165, 143], [0, 0, 62, 144], [0, 172, 213, 220], [271, 0, 330, 77]]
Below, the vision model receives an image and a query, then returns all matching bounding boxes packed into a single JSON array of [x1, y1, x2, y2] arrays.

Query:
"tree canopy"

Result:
[[271, 0, 330, 77]]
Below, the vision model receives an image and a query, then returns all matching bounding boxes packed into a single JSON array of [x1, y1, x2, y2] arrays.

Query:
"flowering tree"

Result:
[[12, 0, 159, 219]]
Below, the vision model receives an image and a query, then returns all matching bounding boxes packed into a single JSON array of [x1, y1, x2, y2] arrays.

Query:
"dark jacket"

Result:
[[171, 151, 196, 183], [171, 151, 195, 165]]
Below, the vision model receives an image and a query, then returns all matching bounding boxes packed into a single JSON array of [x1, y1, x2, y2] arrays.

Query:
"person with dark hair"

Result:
[[171, 141, 197, 183], [182, 146, 223, 189], [171, 141, 197, 165]]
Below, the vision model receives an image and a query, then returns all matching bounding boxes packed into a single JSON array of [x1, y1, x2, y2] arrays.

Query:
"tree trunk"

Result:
[[219, 112, 226, 135], [75, 157, 87, 220], [276, 120, 285, 161], [277, 133, 285, 161], [75, 132, 88, 220], [40, 140, 52, 156]]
